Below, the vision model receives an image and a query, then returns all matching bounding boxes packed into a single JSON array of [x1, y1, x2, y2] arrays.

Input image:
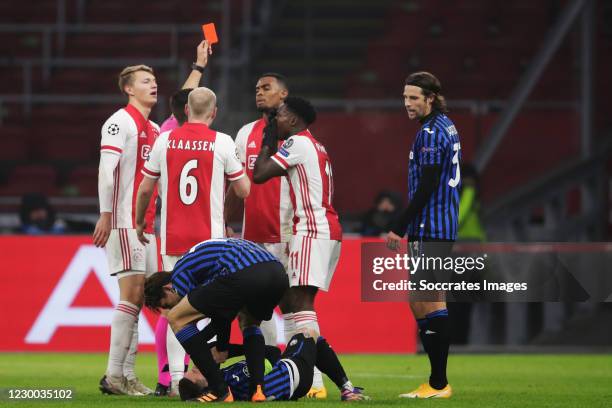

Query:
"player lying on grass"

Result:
[[178, 328, 370, 402], [145, 238, 368, 402], [144, 238, 288, 402]]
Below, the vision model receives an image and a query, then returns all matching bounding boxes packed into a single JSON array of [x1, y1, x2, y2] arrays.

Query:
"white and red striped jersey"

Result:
[[235, 119, 292, 243], [100, 104, 159, 233], [142, 122, 245, 256], [271, 131, 342, 241]]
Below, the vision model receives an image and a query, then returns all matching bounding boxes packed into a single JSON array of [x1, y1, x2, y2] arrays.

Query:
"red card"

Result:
[[202, 23, 218, 44]]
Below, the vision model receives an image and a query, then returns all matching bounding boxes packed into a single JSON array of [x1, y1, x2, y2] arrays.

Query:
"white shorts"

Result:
[[106, 228, 157, 277], [286, 236, 341, 291], [262, 242, 290, 269], [161, 255, 182, 272]]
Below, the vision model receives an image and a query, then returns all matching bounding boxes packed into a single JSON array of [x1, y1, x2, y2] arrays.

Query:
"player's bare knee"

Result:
[[118, 273, 145, 305], [279, 291, 293, 314], [410, 300, 446, 319], [121, 286, 144, 307], [291, 286, 318, 311]]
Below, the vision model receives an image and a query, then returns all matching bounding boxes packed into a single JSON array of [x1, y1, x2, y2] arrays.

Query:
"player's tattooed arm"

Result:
[[253, 146, 287, 183]]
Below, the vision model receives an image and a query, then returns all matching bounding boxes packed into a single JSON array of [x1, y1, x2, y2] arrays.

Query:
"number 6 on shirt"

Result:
[[180, 159, 199, 205]]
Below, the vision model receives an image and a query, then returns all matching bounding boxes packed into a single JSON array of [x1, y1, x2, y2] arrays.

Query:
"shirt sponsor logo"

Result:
[[248, 155, 257, 169], [141, 145, 151, 160], [421, 146, 437, 153]]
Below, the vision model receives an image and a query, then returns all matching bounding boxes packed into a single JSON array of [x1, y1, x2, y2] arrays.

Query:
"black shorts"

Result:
[[407, 238, 455, 300], [281, 333, 316, 400], [187, 261, 288, 322]]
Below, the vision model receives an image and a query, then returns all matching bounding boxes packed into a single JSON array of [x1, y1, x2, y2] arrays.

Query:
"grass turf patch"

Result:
[[1, 353, 611, 407]]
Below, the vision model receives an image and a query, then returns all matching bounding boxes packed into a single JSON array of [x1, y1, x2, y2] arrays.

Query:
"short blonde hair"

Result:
[[188, 87, 217, 119], [118, 65, 154, 95]]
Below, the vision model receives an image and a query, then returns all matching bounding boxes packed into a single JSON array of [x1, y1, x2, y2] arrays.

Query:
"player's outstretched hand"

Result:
[[385, 231, 403, 251], [225, 225, 235, 238], [196, 40, 212, 67], [93, 212, 112, 247], [136, 222, 150, 245]]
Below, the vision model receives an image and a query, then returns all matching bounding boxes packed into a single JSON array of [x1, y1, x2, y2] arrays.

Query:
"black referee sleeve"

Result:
[[390, 164, 441, 236]]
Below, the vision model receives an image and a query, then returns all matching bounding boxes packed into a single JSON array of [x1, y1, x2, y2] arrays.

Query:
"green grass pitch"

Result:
[[1, 353, 611, 407]]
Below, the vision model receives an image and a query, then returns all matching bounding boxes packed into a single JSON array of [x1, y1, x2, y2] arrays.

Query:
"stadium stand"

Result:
[[0, 0, 610, 354], [0, 0, 609, 224]]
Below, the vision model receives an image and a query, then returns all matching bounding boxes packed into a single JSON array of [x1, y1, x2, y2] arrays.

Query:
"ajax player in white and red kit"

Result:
[[252, 97, 367, 401], [231, 74, 292, 350], [135, 88, 249, 397], [135, 87, 249, 266], [254, 99, 342, 290], [234, 74, 292, 250], [233, 74, 331, 398], [235, 117, 293, 248], [93, 64, 160, 396]]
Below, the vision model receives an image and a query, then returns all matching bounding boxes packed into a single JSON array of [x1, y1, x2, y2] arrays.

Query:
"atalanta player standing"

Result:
[[386, 71, 461, 399]]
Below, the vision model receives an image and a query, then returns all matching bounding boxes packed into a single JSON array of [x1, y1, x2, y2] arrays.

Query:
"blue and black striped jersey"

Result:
[[407, 113, 461, 240], [171, 238, 279, 297], [223, 361, 251, 401], [223, 360, 293, 401]]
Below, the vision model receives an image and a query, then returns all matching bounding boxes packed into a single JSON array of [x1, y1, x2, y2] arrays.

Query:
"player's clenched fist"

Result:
[[385, 231, 403, 251], [93, 212, 112, 247]]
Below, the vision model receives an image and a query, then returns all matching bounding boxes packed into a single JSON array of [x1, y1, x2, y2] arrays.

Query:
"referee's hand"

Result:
[[385, 231, 403, 251], [196, 40, 211, 67]]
